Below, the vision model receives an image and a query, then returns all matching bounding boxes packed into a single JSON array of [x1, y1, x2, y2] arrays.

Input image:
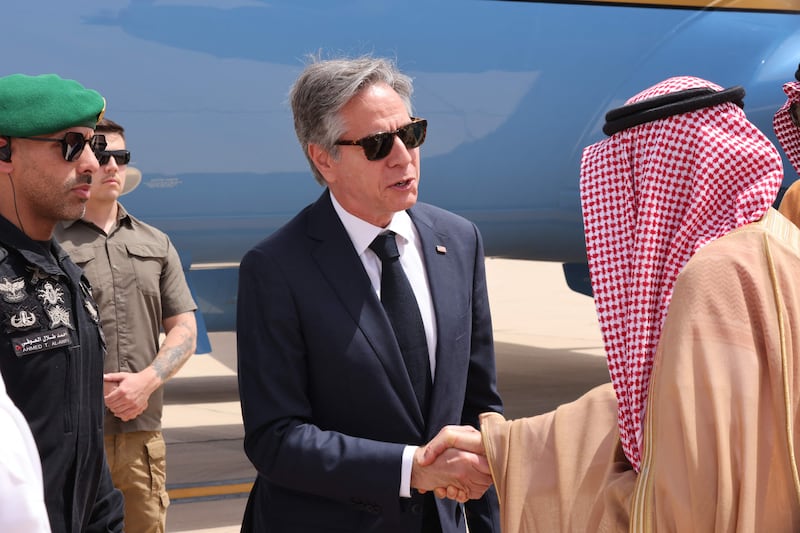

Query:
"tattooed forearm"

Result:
[[151, 313, 197, 383]]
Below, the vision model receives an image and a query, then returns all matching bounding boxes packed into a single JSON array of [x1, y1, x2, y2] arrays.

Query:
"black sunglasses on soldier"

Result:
[[19, 132, 107, 162]]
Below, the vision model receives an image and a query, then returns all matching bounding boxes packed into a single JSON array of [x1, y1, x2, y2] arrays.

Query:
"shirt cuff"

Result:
[[400, 445, 418, 498]]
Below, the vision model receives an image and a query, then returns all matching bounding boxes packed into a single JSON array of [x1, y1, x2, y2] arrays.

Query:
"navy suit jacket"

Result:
[[237, 190, 503, 532]]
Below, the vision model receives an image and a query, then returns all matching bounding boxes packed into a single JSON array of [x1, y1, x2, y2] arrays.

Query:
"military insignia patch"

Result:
[[0, 276, 26, 303], [46, 305, 73, 329], [37, 281, 64, 306], [10, 308, 37, 329]]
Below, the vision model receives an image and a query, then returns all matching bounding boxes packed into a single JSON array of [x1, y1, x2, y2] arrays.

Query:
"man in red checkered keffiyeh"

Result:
[[581, 76, 782, 470], [776, 64, 800, 226], [471, 75, 800, 532]]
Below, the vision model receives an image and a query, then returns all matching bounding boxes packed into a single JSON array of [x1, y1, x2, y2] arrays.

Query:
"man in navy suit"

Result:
[[236, 55, 503, 533]]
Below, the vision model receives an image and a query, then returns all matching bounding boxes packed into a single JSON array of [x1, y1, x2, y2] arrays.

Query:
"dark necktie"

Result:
[[369, 232, 432, 413]]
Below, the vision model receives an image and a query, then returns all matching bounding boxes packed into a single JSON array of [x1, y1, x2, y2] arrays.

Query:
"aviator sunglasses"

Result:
[[19, 132, 107, 162], [336, 117, 427, 161], [97, 150, 131, 166]]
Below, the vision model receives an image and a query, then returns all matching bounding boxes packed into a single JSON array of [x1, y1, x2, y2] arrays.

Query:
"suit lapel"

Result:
[[308, 191, 424, 427], [408, 206, 465, 435]]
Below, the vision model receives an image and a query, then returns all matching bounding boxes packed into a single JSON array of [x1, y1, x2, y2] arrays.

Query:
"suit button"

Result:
[[411, 503, 423, 515]]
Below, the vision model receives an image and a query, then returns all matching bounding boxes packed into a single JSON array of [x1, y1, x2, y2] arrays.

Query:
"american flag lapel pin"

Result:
[[435, 245, 447, 255]]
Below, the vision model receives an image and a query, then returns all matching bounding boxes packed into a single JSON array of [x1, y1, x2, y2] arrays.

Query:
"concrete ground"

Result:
[[163, 258, 610, 532]]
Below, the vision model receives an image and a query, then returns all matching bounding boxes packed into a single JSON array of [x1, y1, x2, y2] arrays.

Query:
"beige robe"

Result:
[[482, 208, 800, 532]]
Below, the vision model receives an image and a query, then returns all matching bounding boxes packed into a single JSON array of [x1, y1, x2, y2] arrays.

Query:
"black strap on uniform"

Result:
[[603, 85, 746, 136]]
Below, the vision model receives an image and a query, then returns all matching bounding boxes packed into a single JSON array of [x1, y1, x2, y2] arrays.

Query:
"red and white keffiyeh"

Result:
[[774, 80, 800, 176], [580, 76, 783, 470]]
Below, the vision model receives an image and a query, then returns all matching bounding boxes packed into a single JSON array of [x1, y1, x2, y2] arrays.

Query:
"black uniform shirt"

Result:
[[0, 214, 123, 533]]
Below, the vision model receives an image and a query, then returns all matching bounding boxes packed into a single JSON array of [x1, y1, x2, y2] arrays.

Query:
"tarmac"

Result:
[[163, 258, 610, 532]]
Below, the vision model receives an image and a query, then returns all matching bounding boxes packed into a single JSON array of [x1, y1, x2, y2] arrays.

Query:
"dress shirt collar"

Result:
[[329, 191, 416, 255]]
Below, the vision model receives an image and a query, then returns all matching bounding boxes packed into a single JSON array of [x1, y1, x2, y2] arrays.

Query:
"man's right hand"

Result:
[[103, 370, 156, 421], [411, 425, 491, 503]]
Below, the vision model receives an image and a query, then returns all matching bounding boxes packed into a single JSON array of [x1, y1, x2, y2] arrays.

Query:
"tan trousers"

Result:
[[105, 431, 170, 533]]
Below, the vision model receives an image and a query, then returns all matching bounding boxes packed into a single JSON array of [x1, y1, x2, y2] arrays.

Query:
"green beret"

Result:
[[0, 74, 106, 137]]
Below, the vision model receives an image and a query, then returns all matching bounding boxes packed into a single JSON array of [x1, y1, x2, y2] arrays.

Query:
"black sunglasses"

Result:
[[335, 118, 427, 161], [97, 150, 131, 166], [19, 132, 107, 162]]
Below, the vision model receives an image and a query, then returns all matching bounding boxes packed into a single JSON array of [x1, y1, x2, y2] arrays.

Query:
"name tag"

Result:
[[12, 326, 72, 357]]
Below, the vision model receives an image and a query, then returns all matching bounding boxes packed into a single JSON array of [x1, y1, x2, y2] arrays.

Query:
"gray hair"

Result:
[[289, 55, 415, 185]]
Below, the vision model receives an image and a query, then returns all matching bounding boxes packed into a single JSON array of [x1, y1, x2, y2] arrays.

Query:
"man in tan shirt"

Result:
[[55, 118, 197, 533]]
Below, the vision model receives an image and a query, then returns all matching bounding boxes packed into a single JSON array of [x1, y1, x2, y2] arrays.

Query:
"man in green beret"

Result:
[[0, 73, 124, 533]]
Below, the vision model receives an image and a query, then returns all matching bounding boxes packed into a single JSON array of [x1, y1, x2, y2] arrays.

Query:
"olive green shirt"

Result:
[[54, 204, 196, 434]]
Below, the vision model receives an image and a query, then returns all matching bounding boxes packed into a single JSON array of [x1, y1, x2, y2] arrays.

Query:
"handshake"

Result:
[[411, 425, 492, 503]]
